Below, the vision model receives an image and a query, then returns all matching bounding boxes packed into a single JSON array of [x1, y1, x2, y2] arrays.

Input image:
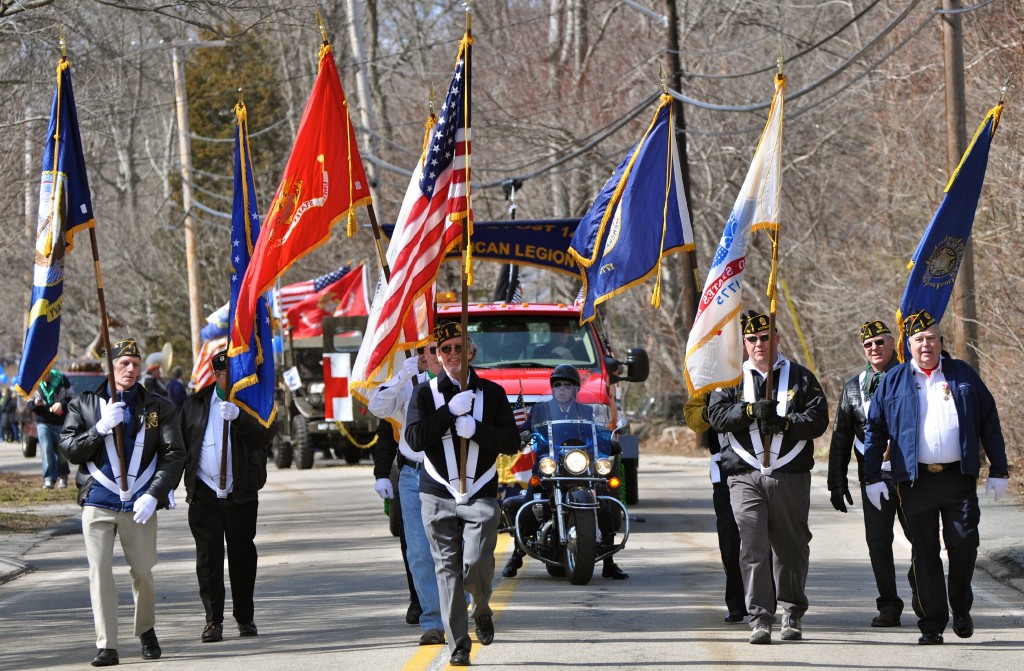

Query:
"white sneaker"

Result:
[[749, 622, 771, 644], [42, 478, 55, 489], [57, 477, 68, 489]]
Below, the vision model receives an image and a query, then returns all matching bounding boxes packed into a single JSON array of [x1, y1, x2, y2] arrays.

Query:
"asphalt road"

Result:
[[1, 441, 1022, 671]]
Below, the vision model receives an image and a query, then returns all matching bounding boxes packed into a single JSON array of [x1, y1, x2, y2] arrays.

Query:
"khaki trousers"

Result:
[[82, 506, 158, 649]]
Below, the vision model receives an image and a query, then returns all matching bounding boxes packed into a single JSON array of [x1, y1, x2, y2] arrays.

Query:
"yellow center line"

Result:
[[402, 533, 523, 671]]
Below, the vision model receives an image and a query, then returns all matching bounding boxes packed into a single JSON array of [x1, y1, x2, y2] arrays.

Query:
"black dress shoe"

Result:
[[918, 632, 944, 645], [91, 649, 119, 667], [406, 601, 423, 625], [724, 612, 746, 624], [202, 622, 223, 643], [140, 629, 161, 660], [502, 551, 523, 578], [450, 648, 471, 666], [953, 614, 974, 639], [238, 620, 259, 637], [602, 561, 629, 580], [475, 615, 495, 645]]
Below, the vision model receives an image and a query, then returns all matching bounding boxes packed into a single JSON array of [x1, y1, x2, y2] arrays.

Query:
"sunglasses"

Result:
[[862, 338, 887, 349], [551, 381, 577, 389], [744, 334, 770, 344], [439, 344, 463, 355], [416, 346, 438, 355]]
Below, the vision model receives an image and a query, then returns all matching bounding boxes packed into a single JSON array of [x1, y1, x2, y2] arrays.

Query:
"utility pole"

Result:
[[168, 40, 226, 361], [345, 0, 381, 206], [941, 0, 976, 368]]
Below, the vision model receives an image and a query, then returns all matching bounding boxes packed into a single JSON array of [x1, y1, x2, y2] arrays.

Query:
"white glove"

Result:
[[448, 390, 474, 416], [167, 490, 177, 510], [219, 400, 240, 421], [455, 415, 476, 439], [986, 477, 1009, 501], [865, 481, 890, 511], [399, 355, 420, 381], [374, 478, 394, 499], [95, 399, 126, 436], [133, 494, 158, 524]]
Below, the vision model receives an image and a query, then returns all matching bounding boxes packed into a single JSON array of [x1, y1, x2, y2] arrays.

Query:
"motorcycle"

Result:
[[501, 416, 630, 585]]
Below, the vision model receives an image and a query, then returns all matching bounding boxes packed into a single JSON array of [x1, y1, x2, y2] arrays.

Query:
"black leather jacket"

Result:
[[827, 357, 897, 492], [179, 384, 275, 505]]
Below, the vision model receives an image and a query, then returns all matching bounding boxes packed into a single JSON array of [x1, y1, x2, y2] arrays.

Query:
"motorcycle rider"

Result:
[[500, 364, 628, 580]]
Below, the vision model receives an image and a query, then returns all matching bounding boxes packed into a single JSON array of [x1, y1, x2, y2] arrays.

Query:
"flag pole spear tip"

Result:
[[58, 26, 67, 59], [659, 64, 668, 95], [429, 85, 437, 115], [316, 7, 329, 45], [776, 41, 784, 77], [998, 73, 1012, 105]]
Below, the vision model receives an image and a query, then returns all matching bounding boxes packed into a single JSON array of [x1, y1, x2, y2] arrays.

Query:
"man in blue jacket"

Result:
[[864, 310, 1009, 645]]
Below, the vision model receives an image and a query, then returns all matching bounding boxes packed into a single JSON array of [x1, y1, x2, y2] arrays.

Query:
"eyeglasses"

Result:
[[416, 346, 437, 355], [744, 334, 770, 344], [863, 338, 887, 349], [439, 344, 462, 355], [551, 381, 577, 389]]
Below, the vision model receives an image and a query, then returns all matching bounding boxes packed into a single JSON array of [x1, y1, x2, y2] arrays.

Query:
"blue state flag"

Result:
[[896, 103, 1003, 358], [569, 95, 694, 323], [227, 102, 276, 427], [14, 58, 95, 400]]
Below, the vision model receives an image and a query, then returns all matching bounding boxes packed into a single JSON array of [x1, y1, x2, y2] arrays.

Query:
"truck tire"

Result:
[[22, 436, 37, 459], [293, 415, 314, 470], [622, 458, 639, 505], [342, 444, 363, 465], [273, 435, 293, 469]]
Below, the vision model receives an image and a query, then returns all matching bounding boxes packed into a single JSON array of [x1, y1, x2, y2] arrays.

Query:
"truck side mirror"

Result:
[[608, 348, 649, 384]]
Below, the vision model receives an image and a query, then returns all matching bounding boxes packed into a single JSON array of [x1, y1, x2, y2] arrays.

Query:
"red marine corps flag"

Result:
[[232, 36, 371, 353]]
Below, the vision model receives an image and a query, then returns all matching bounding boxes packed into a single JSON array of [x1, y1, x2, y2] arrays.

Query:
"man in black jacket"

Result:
[[406, 321, 520, 666], [708, 312, 828, 645], [59, 338, 185, 667], [179, 350, 275, 643], [827, 320, 917, 627]]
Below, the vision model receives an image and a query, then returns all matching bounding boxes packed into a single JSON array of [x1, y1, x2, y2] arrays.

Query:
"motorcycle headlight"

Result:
[[308, 393, 323, 407], [596, 458, 613, 476], [538, 457, 557, 475], [563, 449, 589, 475]]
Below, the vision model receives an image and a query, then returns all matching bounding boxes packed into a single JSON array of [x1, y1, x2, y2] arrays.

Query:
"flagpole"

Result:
[[457, 5, 473, 494], [54, 28, 131, 492], [761, 50, 785, 469]]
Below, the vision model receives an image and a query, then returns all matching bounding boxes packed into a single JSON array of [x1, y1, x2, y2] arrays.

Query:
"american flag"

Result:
[[512, 387, 527, 426], [352, 34, 471, 388], [190, 336, 228, 391], [277, 266, 351, 314]]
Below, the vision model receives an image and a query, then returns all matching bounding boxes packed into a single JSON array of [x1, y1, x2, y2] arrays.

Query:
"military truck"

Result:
[[271, 316, 378, 469]]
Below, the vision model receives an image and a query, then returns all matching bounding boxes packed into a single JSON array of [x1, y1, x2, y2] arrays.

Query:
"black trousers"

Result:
[[860, 479, 918, 613], [188, 479, 259, 624], [712, 481, 745, 615], [896, 469, 979, 634]]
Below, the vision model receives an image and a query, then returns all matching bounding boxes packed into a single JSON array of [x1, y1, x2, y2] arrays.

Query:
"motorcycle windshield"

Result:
[[531, 418, 613, 458]]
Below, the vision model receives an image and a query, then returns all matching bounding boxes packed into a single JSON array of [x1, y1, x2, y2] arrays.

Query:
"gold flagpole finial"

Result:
[[776, 40, 784, 77], [316, 7, 329, 45], [999, 73, 1012, 105], [58, 26, 67, 59], [659, 64, 668, 94], [429, 84, 437, 116], [464, 1, 472, 33]]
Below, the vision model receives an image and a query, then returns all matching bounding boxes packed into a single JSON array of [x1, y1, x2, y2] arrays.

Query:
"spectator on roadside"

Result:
[[166, 366, 187, 410], [2, 387, 20, 442], [31, 368, 73, 489], [59, 338, 185, 667], [142, 358, 168, 398]]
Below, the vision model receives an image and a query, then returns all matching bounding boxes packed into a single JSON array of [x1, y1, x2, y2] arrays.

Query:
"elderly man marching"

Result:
[[708, 311, 829, 645], [827, 320, 918, 627], [59, 338, 185, 667], [864, 310, 1009, 645], [405, 320, 520, 666]]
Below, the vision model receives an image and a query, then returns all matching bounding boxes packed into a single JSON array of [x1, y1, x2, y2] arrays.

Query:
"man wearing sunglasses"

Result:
[[827, 320, 917, 628], [405, 320, 520, 666], [368, 342, 446, 646], [863, 310, 1008, 645], [708, 311, 828, 645]]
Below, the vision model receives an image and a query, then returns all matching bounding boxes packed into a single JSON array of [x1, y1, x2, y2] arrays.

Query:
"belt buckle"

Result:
[[926, 463, 944, 474]]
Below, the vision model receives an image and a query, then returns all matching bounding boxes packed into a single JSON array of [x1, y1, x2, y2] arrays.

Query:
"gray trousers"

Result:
[[728, 470, 811, 627], [420, 493, 499, 653]]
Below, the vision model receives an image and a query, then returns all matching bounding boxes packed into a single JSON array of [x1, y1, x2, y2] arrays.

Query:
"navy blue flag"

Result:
[[227, 102, 276, 427], [895, 103, 1003, 359], [569, 95, 694, 323], [14, 58, 95, 400]]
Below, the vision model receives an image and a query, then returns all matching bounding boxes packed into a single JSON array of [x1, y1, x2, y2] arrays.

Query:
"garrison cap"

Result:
[[860, 320, 891, 341], [741, 311, 770, 335], [212, 350, 229, 372], [903, 310, 937, 337], [110, 338, 140, 360], [433, 320, 462, 344]]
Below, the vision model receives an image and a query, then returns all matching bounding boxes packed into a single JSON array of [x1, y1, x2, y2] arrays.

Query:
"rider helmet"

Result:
[[550, 364, 581, 388]]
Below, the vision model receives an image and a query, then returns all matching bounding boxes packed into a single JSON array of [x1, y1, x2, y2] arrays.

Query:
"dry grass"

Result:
[[0, 471, 78, 533]]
